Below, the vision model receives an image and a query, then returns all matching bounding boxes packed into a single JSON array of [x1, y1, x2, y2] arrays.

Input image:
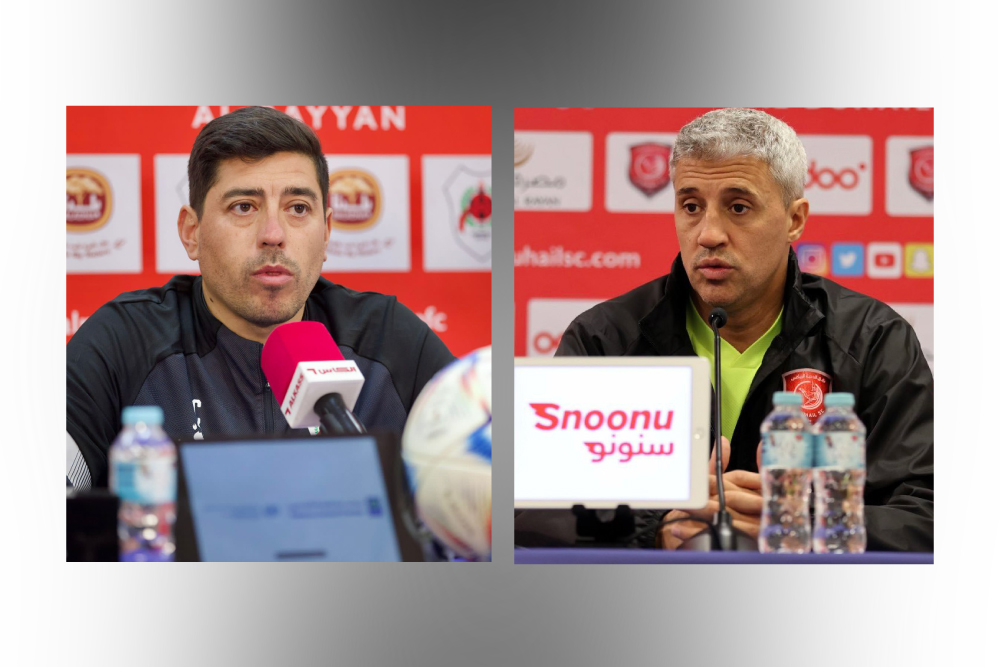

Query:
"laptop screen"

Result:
[[514, 357, 711, 510], [180, 437, 402, 562]]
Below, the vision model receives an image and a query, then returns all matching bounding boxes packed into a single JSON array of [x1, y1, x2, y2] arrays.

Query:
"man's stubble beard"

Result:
[[203, 250, 314, 329]]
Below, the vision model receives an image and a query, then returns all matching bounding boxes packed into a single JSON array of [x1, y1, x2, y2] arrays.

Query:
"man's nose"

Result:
[[697, 205, 728, 248], [258, 206, 286, 247]]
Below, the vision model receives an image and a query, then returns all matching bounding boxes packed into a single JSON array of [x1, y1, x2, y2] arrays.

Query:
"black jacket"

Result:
[[66, 275, 455, 489], [515, 251, 933, 552]]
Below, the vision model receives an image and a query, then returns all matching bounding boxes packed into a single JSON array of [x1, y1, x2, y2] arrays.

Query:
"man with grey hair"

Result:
[[514, 108, 933, 552]]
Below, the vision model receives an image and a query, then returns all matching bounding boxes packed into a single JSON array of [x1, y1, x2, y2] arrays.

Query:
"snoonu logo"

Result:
[[66, 168, 112, 232], [530, 403, 677, 463], [328, 169, 382, 231]]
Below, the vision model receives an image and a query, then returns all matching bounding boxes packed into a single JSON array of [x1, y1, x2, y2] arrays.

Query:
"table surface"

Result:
[[514, 548, 933, 564]]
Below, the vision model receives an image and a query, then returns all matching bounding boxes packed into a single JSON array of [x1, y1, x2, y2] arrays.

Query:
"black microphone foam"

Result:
[[709, 307, 728, 329]]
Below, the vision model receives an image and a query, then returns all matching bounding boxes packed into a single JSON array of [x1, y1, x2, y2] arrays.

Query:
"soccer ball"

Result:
[[402, 347, 491, 561]]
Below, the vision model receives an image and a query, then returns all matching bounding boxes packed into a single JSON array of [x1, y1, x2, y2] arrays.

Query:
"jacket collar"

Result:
[[638, 249, 824, 354]]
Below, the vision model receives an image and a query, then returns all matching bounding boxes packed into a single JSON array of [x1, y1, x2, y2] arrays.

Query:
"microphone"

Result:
[[261, 321, 366, 435], [679, 306, 756, 551]]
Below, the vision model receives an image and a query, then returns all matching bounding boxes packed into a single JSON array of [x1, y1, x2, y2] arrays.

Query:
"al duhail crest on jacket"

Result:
[[529, 404, 677, 463], [444, 165, 491, 263], [782, 368, 832, 423]]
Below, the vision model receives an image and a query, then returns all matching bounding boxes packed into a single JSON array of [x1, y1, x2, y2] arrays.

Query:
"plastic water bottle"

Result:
[[108, 406, 177, 562], [759, 392, 812, 553], [812, 393, 866, 554]]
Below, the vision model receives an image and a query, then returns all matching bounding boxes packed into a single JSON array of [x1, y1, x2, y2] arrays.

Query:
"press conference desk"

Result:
[[514, 549, 932, 564]]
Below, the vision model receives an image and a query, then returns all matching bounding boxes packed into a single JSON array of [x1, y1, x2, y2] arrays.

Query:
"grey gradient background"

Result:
[[3, 0, 996, 665]]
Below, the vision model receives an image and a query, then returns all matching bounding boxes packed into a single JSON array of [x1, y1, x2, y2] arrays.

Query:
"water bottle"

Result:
[[108, 406, 177, 562], [759, 392, 812, 553], [811, 393, 866, 554]]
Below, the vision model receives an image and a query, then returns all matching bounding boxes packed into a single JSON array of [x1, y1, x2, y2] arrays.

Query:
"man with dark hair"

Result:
[[514, 108, 933, 552], [67, 106, 455, 490]]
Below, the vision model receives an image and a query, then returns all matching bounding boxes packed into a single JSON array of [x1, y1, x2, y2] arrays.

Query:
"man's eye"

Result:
[[682, 203, 700, 214], [731, 203, 750, 214], [291, 204, 309, 215], [233, 202, 254, 214]]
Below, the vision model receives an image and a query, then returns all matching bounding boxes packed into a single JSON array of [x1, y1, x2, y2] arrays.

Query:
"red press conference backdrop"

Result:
[[67, 105, 492, 357], [514, 108, 933, 369]]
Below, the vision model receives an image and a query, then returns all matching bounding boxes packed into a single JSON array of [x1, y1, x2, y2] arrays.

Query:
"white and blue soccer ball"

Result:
[[402, 346, 491, 561]]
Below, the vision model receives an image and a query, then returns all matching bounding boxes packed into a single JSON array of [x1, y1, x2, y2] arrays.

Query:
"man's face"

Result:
[[673, 156, 806, 313], [185, 151, 331, 331]]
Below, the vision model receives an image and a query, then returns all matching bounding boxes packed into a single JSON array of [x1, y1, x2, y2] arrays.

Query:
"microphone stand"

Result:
[[678, 307, 756, 551]]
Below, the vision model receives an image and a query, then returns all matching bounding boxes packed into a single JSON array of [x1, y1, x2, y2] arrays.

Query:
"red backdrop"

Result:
[[514, 107, 933, 368], [67, 105, 492, 357]]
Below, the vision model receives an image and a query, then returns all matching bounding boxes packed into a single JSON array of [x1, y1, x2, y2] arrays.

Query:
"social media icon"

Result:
[[904, 243, 934, 278], [831, 243, 865, 277], [796, 243, 827, 275], [867, 242, 902, 279]]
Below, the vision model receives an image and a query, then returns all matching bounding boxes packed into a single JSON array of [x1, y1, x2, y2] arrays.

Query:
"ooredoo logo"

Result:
[[781, 368, 831, 423], [532, 331, 562, 355], [799, 135, 872, 215], [908, 146, 934, 200], [530, 403, 677, 463], [628, 143, 671, 197], [328, 169, 382, 231], [66, 168, 112, 232], [806, 160, 865, 189], [526, 298, 601, 357]]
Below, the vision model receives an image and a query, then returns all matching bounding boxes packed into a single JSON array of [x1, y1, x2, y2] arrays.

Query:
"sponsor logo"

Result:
[[781, 368, 832, 423], [830, 243, 865, 277], [799, 136, 872, 215], [328, 169, 382, 231], [867, 242, 903, 279], [526, 298, 602, 357], [796, 243, 828, 275], [529, 403, 677, 463], [532, 331, 562, 355], [514, 138, 534, 167], [285, 373, 305, 415], [806, 160, 865, 190], [904, 243, 934, 278], [628, 143, 672, 197], [416, 305, 448, 333], [324, 155, 410, 271], [444, 165, 492, 263], [908, 146, 934, 200], [513, 131, 592, 211], [66, 168, 112, 232]]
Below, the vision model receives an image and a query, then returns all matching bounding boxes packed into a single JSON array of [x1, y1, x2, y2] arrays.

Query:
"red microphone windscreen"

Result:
[[260, 321, 345, 401]]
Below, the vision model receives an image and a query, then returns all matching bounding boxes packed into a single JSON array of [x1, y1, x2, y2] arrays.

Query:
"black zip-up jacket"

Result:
[[514, 251, 933, 552], [66, 275, 455, 489]]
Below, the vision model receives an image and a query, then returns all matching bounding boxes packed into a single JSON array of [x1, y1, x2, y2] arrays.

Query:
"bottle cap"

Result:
[[122, 405, 165, 426], [772, 391, 803, 406], [823, 392, 855, 408]]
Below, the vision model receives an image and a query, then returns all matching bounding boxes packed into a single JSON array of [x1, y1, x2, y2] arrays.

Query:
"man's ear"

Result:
[[178, 205, 200, 261], [787, 197, 809, 243], [322, 206, 332, 262]]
